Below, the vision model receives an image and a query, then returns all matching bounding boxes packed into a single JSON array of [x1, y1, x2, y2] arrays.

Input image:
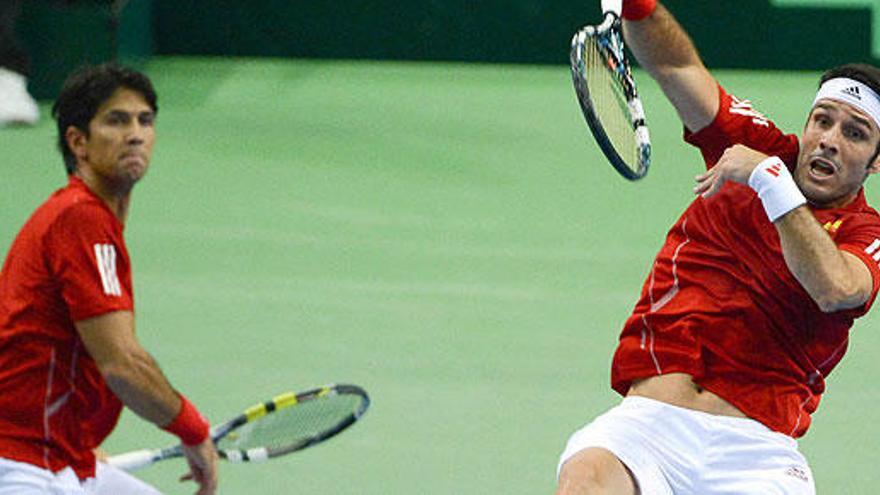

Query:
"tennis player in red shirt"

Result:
[[557, 1, 880, 494], [0, 64, 218, 494]]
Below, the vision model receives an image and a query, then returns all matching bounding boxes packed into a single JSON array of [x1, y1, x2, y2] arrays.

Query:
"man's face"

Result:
[[71, 87, 156, 190], [795, 99, 880, 208]]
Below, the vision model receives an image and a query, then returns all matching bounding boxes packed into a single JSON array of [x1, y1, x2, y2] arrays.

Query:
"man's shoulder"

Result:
[[26, 184, 114, 239], [839, 190, 880, 220], [687, 85, 800, 167], [819, 197, 880, 239]]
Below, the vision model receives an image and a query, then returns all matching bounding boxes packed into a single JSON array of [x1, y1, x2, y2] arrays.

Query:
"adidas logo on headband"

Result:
[[813, 77, 880, 127], [842, 85, 862, 100]]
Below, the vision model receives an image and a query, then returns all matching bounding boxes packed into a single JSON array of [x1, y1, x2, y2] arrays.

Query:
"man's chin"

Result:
[[801, 183, 854, 209], [796, 177, 830, 205], [122, 162, 148, 182]]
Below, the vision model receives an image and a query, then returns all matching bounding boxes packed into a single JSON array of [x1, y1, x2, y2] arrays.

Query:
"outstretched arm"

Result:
[[621, 1, 719, 132], [77, 311, 219, 495]]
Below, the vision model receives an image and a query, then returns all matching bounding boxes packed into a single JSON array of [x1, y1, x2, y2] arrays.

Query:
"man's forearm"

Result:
[[623, 3, 701, 79], [775, 207, 871, 312], [101, 347, 181, 427], [622, 2, 718, 132]]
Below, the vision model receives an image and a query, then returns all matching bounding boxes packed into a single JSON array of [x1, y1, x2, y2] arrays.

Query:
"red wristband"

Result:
[[162, 395, 210, 446], [622, 0, 657, 20]]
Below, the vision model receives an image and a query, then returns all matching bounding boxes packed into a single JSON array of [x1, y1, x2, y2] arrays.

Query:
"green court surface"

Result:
[[2, 58, 879, 494]]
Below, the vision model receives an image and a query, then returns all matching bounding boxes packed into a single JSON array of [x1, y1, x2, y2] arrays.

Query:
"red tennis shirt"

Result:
[[0, 175, 132, 479], [611, 86, 880, 438]]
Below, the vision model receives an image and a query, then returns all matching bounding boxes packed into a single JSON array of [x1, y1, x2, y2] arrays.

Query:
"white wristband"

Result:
[[601, 0, 623, 15], [747, 156, 807, 222]]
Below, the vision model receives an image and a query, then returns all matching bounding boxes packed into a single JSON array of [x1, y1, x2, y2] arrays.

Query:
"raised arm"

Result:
[[620, 1, 719, 132]]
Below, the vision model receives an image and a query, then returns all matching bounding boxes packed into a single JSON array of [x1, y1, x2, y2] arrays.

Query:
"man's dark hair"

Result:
[[819, 63, 880, 166], [51, 63, 158, 175]]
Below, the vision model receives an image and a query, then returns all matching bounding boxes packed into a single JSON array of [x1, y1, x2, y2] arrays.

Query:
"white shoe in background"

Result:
[[0, 67, 39, 127]]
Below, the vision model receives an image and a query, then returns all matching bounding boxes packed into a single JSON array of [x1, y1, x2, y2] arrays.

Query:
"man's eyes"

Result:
[[104, 112, 154, 125]]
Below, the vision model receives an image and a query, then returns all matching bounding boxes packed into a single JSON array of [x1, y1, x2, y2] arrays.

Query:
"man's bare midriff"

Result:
[[627, 372, 747, 418]]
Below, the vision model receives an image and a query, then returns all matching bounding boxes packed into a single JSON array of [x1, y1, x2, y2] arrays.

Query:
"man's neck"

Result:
[[73, 168, 132, 223]]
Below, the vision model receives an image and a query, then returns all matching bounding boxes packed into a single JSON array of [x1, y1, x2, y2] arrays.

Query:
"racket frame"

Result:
[[215, 383, 369, 463], [570, 12, 651, 181], [107, 383, 370, 471]]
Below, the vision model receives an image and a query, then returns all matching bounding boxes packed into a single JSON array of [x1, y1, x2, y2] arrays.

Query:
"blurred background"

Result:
[[16, 0, 880, 99], [3, 1, 880, 493]]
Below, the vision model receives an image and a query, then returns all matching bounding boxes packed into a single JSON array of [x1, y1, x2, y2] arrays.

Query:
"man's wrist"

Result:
[[748, 156, 807, 222], [162, 394, 210, 446]]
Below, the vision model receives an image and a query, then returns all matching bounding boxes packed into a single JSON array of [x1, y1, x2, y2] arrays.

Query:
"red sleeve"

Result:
[[684, 85, 800, 171], [45, 204, 134, 321], [834, 215, 880, 317]]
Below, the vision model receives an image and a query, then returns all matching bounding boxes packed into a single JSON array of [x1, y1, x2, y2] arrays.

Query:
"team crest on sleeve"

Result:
[[729, 95, 770, 127], [93, 243, 122, 296]]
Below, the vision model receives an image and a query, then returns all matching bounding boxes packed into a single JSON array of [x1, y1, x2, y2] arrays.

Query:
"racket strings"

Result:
[[218, 394, 363, 452], [582, 36, 640, 168]]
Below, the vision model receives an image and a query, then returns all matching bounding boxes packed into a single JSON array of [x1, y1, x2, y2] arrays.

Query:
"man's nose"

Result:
[[126, 123, 146, 144], [818, 126, 840, 155]]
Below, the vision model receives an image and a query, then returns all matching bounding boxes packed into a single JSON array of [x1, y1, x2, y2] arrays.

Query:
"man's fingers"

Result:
[[180, 438, 219, 495], [179, 463, 202, 482], [694, 169, 716, 196], [694, 169, 724, 199], [702, 180, 719, 198]]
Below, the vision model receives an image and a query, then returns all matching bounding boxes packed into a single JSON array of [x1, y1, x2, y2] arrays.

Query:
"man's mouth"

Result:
[[120, 152, 145, 163], [808, 156, 836, 178]]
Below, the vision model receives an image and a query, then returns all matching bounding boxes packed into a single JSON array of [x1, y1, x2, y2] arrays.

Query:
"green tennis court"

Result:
[[1, 57, 878, 494]]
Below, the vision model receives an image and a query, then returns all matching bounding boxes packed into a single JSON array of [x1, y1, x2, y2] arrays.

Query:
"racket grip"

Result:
[[106, 449, 163, 472]]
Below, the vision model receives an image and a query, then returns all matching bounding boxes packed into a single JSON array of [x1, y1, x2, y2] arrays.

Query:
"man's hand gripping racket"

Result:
[[107, 384, 370, 472], [570, 0, 651, 180]]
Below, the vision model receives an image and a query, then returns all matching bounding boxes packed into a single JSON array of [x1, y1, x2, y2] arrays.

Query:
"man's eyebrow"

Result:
[[813, 102, 873, 130], [103, 109, 155, 118], [850, 113, 873, 130], [813, 102, 836, 114]]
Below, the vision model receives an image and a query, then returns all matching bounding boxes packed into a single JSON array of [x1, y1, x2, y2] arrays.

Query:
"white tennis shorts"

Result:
[[0, 457, 160, 495], [558, 396, 815, 494]]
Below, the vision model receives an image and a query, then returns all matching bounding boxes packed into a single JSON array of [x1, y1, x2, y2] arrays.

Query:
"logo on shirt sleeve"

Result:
[[729, 95, 770, 127], [822, 219, 843, 234], [864, 239, 880, 264], [93, 243, 122, 296]]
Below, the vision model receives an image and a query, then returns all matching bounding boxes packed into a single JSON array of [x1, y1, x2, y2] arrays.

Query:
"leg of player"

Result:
[[556, 448, 639, 495], [85, 462, 161, 495]]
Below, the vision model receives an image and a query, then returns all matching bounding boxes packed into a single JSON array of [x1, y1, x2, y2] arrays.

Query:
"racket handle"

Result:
[[106, 449, 163, 472]]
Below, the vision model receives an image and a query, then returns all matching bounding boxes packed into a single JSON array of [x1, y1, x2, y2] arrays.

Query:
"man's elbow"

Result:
[[96, 349, 149, 389], [813, 283, 868, 313]]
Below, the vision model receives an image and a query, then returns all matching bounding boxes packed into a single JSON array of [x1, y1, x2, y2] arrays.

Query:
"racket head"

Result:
[[570, 14, 651, 181], [212, 384, 369, 463]]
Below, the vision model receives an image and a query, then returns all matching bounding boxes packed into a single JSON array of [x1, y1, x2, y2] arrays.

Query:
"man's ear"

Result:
[[65, 126, 88, 163]]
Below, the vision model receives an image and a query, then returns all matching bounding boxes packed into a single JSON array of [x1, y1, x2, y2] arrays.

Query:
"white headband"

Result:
[[813, 77, 880, 128]]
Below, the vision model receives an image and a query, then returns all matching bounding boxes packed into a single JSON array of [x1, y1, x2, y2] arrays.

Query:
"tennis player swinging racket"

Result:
[[558, 0, 880, 494]]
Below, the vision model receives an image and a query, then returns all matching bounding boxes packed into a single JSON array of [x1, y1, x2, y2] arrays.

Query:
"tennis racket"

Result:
[[570, 0, 651, 180], [107, 384, 370, 472]]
